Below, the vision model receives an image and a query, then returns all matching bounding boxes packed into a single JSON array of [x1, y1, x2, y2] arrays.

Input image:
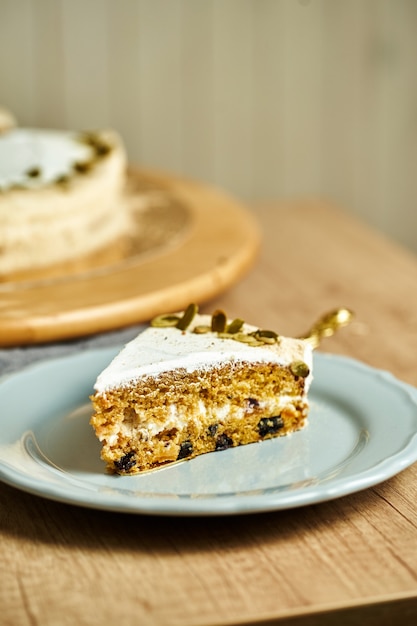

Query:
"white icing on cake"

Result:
[[101, 393, 304, 446], [94, 314, 313, 393], [0, 128, 93, 189]]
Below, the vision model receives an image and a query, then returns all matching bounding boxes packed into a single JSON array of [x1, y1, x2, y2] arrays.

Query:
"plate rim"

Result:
[[1, 350, 417, 516]]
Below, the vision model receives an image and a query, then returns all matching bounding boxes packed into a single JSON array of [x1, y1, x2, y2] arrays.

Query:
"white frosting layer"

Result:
[[94, 314, 313, 393], [0, 128, 93, 189]]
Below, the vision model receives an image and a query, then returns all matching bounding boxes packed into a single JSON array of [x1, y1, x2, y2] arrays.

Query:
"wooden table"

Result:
[[2, 199, 417, 625]]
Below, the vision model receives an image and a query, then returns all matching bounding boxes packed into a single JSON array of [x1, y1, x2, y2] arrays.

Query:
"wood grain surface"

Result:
[[1, 199, 417, 626]]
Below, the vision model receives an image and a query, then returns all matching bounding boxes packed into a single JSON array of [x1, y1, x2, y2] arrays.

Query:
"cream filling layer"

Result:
[[100, 394, 306, 447]]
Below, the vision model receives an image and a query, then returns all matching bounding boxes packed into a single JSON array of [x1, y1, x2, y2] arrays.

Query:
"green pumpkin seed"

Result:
[[226, 318, 244, 334], [73, 160, 92, 174], [150, 314, 180, 328], [290, 361, 310, 378], [258, 335, 277, 345], [193, 325, 211, 334], [176, 303, 199, 330], [95, 142, 111, 157], [256, 329, 278, 340], [233, 333, 259, 344], [55, 175, 70, 188], [211, 310, 227, 333]]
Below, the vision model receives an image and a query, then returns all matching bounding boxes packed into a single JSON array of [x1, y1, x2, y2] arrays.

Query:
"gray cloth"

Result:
[[0, 324, 145, 377]]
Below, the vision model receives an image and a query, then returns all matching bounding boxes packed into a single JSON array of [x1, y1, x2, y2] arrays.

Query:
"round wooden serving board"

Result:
[[0, 168, 261, 346]]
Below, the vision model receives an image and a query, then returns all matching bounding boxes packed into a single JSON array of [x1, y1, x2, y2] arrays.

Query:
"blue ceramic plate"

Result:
[[1, 349, 417, 516]]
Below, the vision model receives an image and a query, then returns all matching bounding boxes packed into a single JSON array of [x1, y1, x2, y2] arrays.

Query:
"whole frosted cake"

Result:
[[0, 120, 129, 275], [90, 305, 313, 474]]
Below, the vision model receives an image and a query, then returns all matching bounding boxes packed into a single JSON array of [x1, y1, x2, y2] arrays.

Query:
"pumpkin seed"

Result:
[[55, 175, 70, 188], [226, 318, 244, 334], [73, 160, 92, 174], [151, 314, 180, 328], [258, 335, 277, 345], [233, 333, 260, 345], [290, 361, 310, 378], [176, 303, 198, 330], [211, 310, 227, 333], [193, 325, 211, 334], [95, 142, 111, 157], [256, 329, 278, 340]]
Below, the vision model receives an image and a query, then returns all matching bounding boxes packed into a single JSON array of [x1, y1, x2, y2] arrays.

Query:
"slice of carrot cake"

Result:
[[90, 304, 313, 474]]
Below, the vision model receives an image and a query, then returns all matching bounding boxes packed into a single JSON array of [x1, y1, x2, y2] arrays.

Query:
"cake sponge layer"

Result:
[[91, 360, 309, 474]]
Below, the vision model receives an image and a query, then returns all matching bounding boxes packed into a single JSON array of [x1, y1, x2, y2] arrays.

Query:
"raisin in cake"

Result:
[[0, 118, 129, 275], [90, 305, 313, 474]]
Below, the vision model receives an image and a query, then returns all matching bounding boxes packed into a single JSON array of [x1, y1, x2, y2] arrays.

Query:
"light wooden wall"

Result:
[[1, 0, 416, 252]]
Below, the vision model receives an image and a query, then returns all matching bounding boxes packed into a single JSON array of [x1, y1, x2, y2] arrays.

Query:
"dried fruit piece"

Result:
[[215, 434, 233, 451], [177, 440, 193, 460], [258, 416, 284, 437], [208, 424, 219, 436], [114, 451, 136, 472]]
